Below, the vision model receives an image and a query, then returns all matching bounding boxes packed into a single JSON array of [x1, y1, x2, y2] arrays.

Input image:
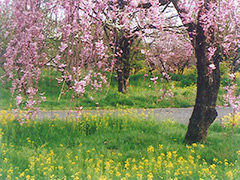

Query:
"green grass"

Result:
[[0, 69, 200, 110], [0, 67, 238, 110], [0, 111, 240, 179]]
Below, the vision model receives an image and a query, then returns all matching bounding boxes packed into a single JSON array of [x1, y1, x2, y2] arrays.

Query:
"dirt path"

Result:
[[37, 107, 234, 124]]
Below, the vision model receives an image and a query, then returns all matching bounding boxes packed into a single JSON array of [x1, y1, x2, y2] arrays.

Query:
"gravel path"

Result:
[[37, 107, 234, 124]]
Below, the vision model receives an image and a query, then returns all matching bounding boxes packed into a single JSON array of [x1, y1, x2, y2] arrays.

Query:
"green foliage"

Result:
[[170, 73, 197, 87], [220, 62, 231, 78], [131, 52, 146, 74]]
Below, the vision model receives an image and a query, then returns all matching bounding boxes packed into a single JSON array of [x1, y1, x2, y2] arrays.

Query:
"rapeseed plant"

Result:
[[0, 110, 239, 179], [221, 112, 240, 128]]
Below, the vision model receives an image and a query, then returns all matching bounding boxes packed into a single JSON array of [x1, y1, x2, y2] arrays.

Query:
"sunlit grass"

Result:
[[0, 69, 201, 110], [0, 110, 239, 179]]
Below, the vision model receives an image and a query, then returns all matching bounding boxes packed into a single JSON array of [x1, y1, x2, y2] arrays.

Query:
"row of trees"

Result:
[[0, 0, 240, 143]]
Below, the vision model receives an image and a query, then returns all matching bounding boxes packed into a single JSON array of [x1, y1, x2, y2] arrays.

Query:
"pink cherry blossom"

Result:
[[209, 64, 216, 70], [208, 47, 217, 60], [26, 87, 38, 95], [16, 95, 23, 107], [130, 0, 138, 7], [41, 96, 46, 102], [73, 80, 87, 94], [229, 73, 236, 81], [1, 0, 240, 119], [59, 42, 68, 52], [150, 77, 158, 81]]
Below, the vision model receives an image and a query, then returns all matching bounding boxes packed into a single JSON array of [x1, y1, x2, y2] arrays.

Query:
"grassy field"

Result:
[[0, 110, 240, 179], [0, 68, 230, 110]]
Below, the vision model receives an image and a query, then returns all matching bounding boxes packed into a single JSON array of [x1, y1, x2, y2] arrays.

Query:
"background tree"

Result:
[[0, 0, 166, 108], [97, 0, 166, 93], [144, 31, 196, 75], [47, 0, 167, 94]]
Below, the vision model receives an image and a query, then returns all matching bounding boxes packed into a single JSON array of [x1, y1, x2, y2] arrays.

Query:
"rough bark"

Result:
[[184, 54, 220, 143], [169, 0, 221, 144], [117, 66, 130, 94], [184, 19, 220, 144], [116, 54, 131, 93], [116, 33, 132, 94]]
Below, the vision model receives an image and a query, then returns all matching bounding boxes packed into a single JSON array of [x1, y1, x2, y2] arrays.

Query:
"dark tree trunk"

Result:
[[117, 65, 130, 94], [116, 33, 133, 94], [184, 21, 221, 144], [184, 54, 220, 143], [162, 0, 221, 144]]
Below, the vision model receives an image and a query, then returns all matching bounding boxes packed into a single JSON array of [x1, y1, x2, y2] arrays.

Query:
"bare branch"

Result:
[[161, 1, 171, 13], [138, 2, 152, 9]]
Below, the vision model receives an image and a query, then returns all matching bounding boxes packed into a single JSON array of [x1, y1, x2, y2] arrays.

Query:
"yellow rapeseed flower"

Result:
[[132, 164, 138, 171], [125, 173, 131, 177], [172, 151, 177, 157], [7, 167, 13, 175], [192, 143, 197, 147], [95, 167, 100, 173], [167, 151, 172, 159], [73, 176, 79, 180], [210, 164, 216, 170], [211, 175, 216, 179], [137, 173, 143, 179], [116, 171, 121, 176], [224, 159, 229, 166], [147, 145, 155, 153], [226, 171, 234, 179], [166, 162, 173, 168], [19, 172, 25, 177], [49, 174, 55, 179], [159, 144, 163, 150], [191, 149, 195, 153], [147, 173, 154, 180], [4, 158, 8, 163], [98, 176, 107, 180]]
